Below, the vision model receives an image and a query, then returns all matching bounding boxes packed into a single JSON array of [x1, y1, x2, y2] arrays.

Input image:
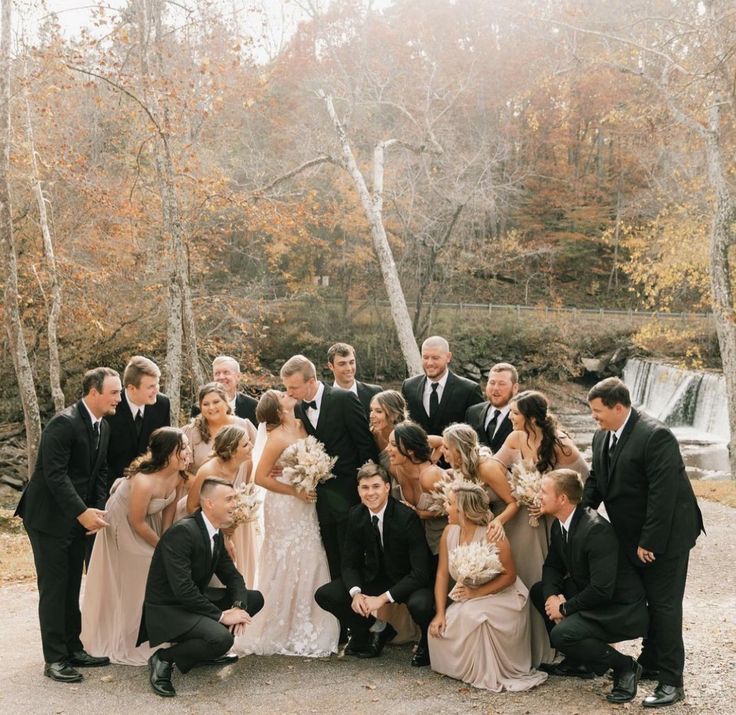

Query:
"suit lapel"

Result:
[[436, 372, 458, 425], [607, 408, 638, 477], [563, 506, 582, 572], [296, 401, 316, 436], [315, 384, 331, 433], [77, 400, 97, 469], [416, 376, 429, 418], [194, 510, 215, 573]]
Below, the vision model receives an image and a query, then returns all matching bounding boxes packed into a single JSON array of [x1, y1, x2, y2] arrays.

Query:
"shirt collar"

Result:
[[613, 408, 633, 441], [427, 370, 449, 390], [560, 505, 577, 534], [125, 390, 145, 417], [368, 499, 389, 523], [201, 510, 219, 540], [228, 395, 237, 414], [310, 381, 325, 409], [333, 380, 358, 396], [486, 402, 510, 425], [80, 399, 101, 427]]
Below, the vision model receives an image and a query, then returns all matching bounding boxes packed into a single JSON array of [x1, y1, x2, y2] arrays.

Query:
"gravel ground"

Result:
[[2, 498, 734, 715]]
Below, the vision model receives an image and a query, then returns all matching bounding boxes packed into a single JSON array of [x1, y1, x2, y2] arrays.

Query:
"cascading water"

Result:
[[622, 358, 729, 442]]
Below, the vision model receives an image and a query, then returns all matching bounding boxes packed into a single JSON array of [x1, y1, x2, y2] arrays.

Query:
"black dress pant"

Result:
[[636, 552, 690, 687], [530, 581, 632, 675], [159, 590, 264, 674], [25, 524, 86, 663], [315, 577, 434, 647]]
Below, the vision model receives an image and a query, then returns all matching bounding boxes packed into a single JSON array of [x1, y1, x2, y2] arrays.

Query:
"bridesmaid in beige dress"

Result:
[[177, 382, 256, 520], [185, 424, 259, 586], [429, 481, 547, 692], [486, 390, 589, 665], [81, 427, 190, 665]]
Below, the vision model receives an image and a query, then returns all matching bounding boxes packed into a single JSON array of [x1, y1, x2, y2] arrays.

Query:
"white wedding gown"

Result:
[[234, 467, 339, 657]]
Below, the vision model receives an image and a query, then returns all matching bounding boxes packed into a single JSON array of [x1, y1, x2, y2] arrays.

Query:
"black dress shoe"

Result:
[[199, 653, 238, 667], [148, 650, 176, 697], [411, 645, 430, 667], [356, 624, 397, 659], [338, 626, 350, 646], [643, 684, 685, 708], [44, 661, 83, 683], [538, 660, 594, 679], [344, 635, 370, 657], [68, 650, 110, 667], [607, 658, 641, 703]]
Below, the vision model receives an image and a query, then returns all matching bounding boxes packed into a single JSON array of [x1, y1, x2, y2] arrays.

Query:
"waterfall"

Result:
[[622, 358, 729, 441]]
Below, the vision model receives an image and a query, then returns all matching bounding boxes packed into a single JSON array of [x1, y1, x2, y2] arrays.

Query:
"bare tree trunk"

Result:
[[322, 93, 422, 375], [0, 0, 41, 475], [607, 170, 623, 291], [703, 105, 736, 478], [25, 94, 64, 412]]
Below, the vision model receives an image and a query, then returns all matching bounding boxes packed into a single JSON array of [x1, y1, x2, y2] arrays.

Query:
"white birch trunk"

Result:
[[0, 0, 41, 475], [322, 94, 422, 376]]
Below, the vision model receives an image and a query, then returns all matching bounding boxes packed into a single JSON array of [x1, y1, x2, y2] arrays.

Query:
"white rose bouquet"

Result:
[[280, 436, 337, 493]]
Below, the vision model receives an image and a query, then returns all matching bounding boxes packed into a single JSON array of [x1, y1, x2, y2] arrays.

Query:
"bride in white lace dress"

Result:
[[234, 389, 339, 657]]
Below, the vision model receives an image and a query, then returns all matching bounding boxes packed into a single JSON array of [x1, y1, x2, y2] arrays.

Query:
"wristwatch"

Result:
[[232, 601, 245, 610]]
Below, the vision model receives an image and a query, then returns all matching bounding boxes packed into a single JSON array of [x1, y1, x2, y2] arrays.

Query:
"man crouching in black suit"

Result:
[[530, 469, 649, 704], [315, 462, 434, 667], [138, 478, 264, 697]]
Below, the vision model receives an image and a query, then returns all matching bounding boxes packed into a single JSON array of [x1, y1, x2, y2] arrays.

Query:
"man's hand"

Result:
[[351, 593, 371, 617], [77, 508, 109, 535], [220, 608, 251, 627], [362, 594, 389, 613], [544, 594, 566, 623], [637, 546, 656, 564]]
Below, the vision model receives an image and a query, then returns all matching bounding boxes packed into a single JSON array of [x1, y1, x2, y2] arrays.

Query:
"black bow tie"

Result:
[[304, 400, 318, 411]]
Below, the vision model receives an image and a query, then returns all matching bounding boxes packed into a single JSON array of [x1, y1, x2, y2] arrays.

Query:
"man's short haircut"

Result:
[[199, 477, 234, 502], [421, 335, 449, 353], [82, 367, 119, 395], [280, 355, 317, 381], [587, 377, 632, 408], [212, 355, 240, 373], [489, 362, 518, 384], [357, 460, 390, 485], [327, 342, 355, 365], [123, 356, 161, 388], [544, 469, 584, 504]]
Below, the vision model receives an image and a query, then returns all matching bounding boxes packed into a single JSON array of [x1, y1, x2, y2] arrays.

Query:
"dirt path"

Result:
[[2, 498, 734, 715]]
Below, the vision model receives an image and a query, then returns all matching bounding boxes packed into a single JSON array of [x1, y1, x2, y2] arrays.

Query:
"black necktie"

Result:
[[609, 432, 618, 456], [92, 421, 100, 452], [134, 410, 143, 437], [429, 382, 439, 419], [372, 515, 383, 551], [561, 527, 568, 545], [212, 532, 219, 556], [485, 408, 500, 445], [304, 400, 318, 411]]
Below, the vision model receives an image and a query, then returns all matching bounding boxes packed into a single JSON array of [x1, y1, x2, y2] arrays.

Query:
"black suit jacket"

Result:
[[296, 384, 377, 516], [342, 497, 432, 603], [105, 393, 171, 491], [542, 506, 648, 636], [15, 400, 110, 535], [139, 510, 248, 647], [355, 380, 382, 418], [191, 392, 258, 424], [401, 371, 483, 435], [582, 408, 704, 562], [465, 402, 514, 452]]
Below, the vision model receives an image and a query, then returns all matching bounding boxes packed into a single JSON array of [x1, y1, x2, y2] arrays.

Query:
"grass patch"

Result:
[[692, 480, 736, 510]]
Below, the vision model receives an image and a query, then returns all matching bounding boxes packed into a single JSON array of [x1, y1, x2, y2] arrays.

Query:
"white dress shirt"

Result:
[[559, 506, 576, 541], [305, 381, 325, 429], [333, 380, 358, 396], [80, 399, 103, 431], [201, 511, 219, 554], [610, 408, 632, 450], [125, 390, 146, 420], [484, 404, 510, 436], [422, 370, 449, 416], [349, 501, 394, 603]]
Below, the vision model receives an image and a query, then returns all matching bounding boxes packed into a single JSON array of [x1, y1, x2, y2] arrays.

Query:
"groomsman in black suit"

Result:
[[106, 356, 170, 493], [191, 355, 258, 423], [327, 342, 382, 418], [531, 469, 649, 703], [140, 478, 264, 697], [315, 462, 434, 666], [15, 367, 122, 682], [281, 354, 377, 580], [583, 378, 704, 708], [465, 362, 518, 452], [401, 335, 483, 438]]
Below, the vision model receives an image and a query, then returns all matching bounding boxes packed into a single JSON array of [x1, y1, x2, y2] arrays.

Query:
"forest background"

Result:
[[1, 0, 735, 480]]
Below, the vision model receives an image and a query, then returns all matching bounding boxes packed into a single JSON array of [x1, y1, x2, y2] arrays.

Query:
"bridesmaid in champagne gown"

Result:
[[81, 428, 190, 665], [429, 482, 547, 692], [185, 424, 259, 586]]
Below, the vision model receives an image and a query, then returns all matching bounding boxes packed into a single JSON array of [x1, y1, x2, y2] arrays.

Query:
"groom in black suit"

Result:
[[401, 336, 483, 440], [105, 356, 171, 493], [584, 378, 704, 708], [315, 462, 434, 667], [139, 478, 264, 697], [15, 367, 122, 682], [281, 354, 377, 579], [465, 362, 518, 452], [530, 469, 649, 704]]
